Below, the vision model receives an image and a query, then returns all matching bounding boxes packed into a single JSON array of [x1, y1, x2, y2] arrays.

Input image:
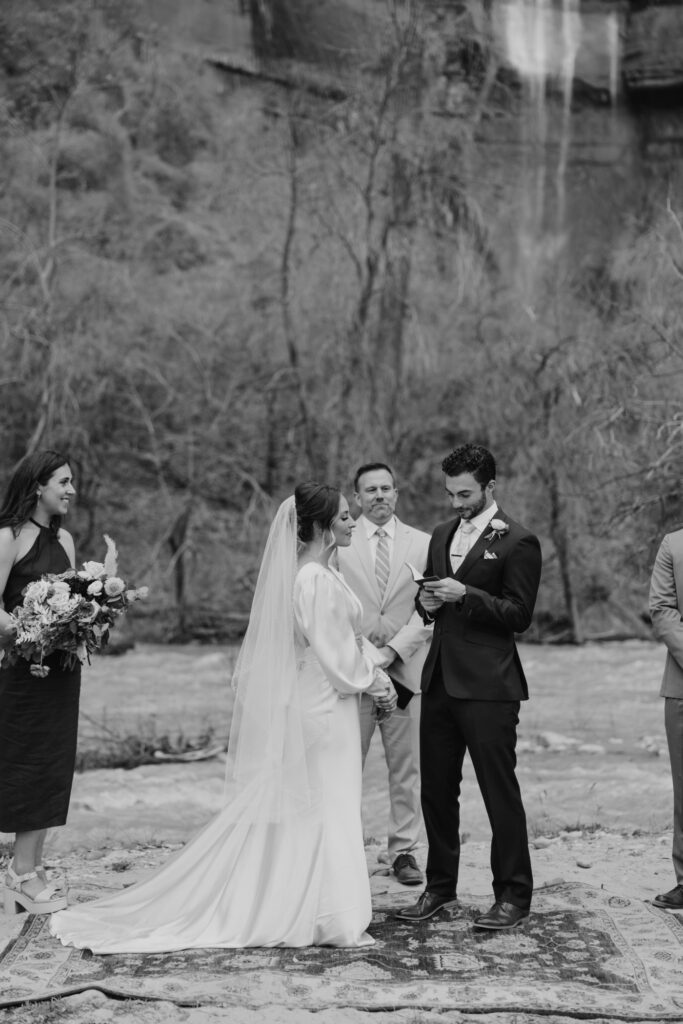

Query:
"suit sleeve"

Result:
[[649, 536, 683, 669], [415, 532, 439, 624], [463, 533, 542, 634], [387, 610, 433, 663]]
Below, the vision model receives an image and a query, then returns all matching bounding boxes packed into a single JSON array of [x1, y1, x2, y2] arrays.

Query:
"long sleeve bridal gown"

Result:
[[50, 562, 387, 952]]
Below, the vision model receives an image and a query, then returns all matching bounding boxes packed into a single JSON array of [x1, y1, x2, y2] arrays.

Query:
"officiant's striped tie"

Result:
[[375, 528, 391, 594]]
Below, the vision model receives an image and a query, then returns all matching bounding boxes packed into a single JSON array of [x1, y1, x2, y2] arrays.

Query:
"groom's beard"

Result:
[[454, 493, 487, 520]]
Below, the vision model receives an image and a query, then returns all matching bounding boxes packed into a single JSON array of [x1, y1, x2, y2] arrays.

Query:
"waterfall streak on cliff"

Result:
[[556, 0, 580, 231], [607, 11, 620, 107], [497, 0, 584, 291]]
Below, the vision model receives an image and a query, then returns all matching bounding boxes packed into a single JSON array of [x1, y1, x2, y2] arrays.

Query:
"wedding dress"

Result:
[[50, 500, 389, 952]]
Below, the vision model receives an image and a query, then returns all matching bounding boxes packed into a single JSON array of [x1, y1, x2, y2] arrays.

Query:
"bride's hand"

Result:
[[373, 685, 397, 721]]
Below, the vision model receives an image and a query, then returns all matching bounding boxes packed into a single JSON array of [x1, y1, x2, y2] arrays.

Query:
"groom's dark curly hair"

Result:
[[441, 444, 496, 487]]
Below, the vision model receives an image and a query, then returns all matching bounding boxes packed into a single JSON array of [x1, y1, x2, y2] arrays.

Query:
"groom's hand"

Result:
[[423, 579, 466, 603], [419, 586, 445, 613]]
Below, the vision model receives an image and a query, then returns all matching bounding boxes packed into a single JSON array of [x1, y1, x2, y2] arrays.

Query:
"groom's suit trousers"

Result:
[[420, 658, 532, 907]]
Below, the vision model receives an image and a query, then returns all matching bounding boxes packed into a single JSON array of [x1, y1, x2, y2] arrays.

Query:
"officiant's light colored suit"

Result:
[[649, 528, 683, 885], [337, 515, 432, 861]]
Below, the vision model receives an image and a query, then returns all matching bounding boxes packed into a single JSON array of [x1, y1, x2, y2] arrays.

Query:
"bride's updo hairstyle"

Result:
[[294, 482, 341, 544]]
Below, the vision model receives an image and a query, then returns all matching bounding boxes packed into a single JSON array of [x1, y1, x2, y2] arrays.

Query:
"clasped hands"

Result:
[[419, 578, 466, 613], [371, 657, 397, 721], [373, 683, 397, 722]]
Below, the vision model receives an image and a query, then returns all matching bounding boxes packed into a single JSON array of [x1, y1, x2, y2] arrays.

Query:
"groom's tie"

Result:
[[450, 519, 477, 570], [375, 528, 391, 594]]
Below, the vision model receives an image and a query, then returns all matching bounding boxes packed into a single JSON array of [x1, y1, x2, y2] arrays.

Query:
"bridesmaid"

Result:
[[0, 449, 79, 915]]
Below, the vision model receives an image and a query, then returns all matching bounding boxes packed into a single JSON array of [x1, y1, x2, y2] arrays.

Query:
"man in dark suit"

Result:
[[395, 444, 542, 930]]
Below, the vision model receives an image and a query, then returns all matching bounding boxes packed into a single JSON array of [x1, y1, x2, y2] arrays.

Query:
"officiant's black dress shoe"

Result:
[[392, 853, 423, 886], [653, 885, 683, 910], [473, 901, 529, 930], [392, 891, 458, 921]]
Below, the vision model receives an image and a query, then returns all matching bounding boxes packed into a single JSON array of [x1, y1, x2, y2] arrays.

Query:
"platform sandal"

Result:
[[3, 863, 68, 915], [35, 865, 66, 892]]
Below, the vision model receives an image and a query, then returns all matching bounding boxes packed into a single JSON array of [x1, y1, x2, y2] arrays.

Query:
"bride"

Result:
[[50, 482, 396, 951]]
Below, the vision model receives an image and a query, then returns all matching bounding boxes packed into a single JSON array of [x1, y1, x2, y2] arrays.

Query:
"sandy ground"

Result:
[[0, 639, 680, 1022]]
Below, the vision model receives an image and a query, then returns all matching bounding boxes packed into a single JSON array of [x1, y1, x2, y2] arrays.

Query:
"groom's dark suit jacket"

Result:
[[419, 511, 542, 701]]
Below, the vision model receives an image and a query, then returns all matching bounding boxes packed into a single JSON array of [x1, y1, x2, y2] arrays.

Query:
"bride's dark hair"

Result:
[[294, 482, 341, 543]]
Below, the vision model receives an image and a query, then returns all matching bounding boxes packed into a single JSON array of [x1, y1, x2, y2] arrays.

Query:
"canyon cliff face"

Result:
[[135, 0, 683, 305], [147, 0, 683, 265]]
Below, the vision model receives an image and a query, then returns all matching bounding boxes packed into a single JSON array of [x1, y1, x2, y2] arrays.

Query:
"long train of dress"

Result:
[[50, 563, 382, 951]]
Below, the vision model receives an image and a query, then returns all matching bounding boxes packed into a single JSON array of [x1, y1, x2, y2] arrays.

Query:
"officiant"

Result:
[[337, 462, 432, 887]]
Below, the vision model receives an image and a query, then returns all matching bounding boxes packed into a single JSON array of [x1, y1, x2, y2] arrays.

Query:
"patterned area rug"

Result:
[[2, 882, 683, 1017]]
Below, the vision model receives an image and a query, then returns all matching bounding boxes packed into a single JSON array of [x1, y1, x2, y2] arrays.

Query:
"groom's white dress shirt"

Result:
[[449, 501, 498, 570]]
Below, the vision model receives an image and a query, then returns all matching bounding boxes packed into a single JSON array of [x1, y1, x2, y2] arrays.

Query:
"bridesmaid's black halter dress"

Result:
[[0, 522, 81, 832]]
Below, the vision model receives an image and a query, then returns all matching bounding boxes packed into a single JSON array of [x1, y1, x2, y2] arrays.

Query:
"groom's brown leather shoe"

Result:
[[473, 901, 529, 930], [653, 885, 683, 910], [392, 891, 458, 921]]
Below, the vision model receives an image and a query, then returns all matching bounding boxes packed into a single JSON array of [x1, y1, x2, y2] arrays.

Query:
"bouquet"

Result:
[[3, 535, 148, 677]]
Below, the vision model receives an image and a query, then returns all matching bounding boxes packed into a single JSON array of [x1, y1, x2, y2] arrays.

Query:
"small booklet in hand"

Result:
[[392, 678, 415, 710], [405, 562, 439, 586]]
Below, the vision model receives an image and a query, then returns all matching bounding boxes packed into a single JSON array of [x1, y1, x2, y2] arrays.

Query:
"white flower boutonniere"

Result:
[[484, 518, 510, 543]]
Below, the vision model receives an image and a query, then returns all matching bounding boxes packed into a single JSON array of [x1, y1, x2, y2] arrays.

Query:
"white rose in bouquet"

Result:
[[103, 577, 125, 597], [87, 580, 104, 596], [47, 588, 75, 613]]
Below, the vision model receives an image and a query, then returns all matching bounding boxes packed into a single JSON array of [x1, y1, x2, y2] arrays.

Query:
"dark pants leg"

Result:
[[458, 698, 533, 909], [420, 668, 466, 897], [664, 697, 683, 885], [420, 665, 532, 908]]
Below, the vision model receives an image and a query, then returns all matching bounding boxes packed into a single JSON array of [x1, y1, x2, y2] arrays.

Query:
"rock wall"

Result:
[[137, 0, 683, 279]]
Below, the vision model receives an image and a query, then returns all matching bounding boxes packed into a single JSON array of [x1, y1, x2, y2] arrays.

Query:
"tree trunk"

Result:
[[548, 469, 583, 644], [167, 503, 193, 635]]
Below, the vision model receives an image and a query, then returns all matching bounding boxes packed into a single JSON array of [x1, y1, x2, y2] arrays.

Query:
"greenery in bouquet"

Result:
[[3, 535, 148, 677]]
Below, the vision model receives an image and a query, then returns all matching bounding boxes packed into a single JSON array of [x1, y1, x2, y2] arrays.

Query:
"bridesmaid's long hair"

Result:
[[0, 449, 71, 536]]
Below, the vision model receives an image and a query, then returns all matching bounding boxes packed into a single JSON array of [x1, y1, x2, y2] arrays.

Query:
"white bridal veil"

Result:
[[224, 496, 321, 823]]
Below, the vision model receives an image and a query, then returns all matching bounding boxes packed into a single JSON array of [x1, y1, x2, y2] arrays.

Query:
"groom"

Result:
[[395, 443, 542, 930]]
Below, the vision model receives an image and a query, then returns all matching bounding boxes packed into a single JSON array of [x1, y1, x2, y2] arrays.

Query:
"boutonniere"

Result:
[[484, 518, 509, 543]]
